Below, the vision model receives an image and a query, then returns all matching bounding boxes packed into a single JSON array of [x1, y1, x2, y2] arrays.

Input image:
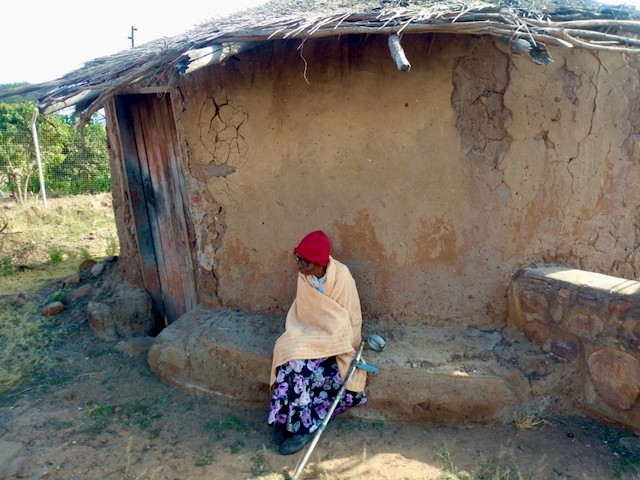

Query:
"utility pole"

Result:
[[31, 109, 47, 209], [128, 26, 138, 48]]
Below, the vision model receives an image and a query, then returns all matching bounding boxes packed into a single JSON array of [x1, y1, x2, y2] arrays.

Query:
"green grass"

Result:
[[0, 254, 11, 276], [206, 415, 250, 439], [82, 402, 164, 437], [250, 452, 275, 477], [86, 403, 116, 417], [227, 439, 245, 454], [195, 450, 216, 467], [124, 403, 162, 429], [81, 403, 117, 435], [106, 234, 119, 257], [48, 247, 65, 263]]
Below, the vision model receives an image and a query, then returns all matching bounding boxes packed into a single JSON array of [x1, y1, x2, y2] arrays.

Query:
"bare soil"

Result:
[[1, 279, 639, 480]]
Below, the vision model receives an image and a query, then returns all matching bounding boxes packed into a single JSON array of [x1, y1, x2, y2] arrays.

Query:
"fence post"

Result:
[[31, 109, 47, 209]]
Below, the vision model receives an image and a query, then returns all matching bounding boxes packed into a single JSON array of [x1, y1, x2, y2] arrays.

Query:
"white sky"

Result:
[[1, 0, 638, 85], [1, 0, 267, 84]]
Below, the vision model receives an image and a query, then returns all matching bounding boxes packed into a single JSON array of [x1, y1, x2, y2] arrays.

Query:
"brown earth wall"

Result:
[[159, 34, 640, 327]]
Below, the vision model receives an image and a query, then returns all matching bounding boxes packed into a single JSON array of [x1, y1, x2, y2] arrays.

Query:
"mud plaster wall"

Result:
[[172, 34, 640, 328]]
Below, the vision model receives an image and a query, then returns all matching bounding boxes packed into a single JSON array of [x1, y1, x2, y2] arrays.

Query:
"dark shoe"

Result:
[[272, 424, 289, 446], [278, 433, 314, 455]]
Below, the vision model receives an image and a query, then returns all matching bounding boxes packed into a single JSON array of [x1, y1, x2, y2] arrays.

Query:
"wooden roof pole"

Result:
[[41, 90, 101, 115], [388, 34, 411, 71], [177, 41, 259, 75]]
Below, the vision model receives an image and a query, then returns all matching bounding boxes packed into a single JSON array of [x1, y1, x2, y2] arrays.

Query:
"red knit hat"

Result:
[[294, 230, 331, 266]]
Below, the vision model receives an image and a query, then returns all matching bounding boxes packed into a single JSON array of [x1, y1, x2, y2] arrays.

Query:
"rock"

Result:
[[550, 336, 580, 361], [90, 263, 105, 277], [550, 300, 564, 322], [35, 467, 51, 478], [2, 456, 30, 479], [42, 302, 64, 316], [63, 284, 92, 304], [623, 319, 640, 342], [587, 348, 640, 410], [609, 300, 631, 318], [87, 283, 156, 341], [567, 311, 605, 337], [149, 309, 535, 425], [114, 337, 155, 357], [148, 309, 278, 406], [63, 274, 80, 286], [87, 302, 116, 339], [78, 259, 97, 272], [522, 313, 550, 346], [33, 467, 51, 478], [517, 289, 549, 313], [16, 465, 31, 478]]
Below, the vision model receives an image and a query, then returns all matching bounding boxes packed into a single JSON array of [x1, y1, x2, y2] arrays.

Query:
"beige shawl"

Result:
[[270, 257, 367, 392]]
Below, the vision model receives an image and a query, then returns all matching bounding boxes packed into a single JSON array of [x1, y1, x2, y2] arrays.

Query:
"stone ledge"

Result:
[[508, 266, 640, 433], [148, 307, 572, 426]]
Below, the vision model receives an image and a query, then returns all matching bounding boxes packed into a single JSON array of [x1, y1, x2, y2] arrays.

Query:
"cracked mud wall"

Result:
[[503, 45, 640, 278], [172, 34, 640, 328]]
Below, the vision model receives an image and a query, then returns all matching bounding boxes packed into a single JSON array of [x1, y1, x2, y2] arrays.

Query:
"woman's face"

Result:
[[294, 253, 324, 277]]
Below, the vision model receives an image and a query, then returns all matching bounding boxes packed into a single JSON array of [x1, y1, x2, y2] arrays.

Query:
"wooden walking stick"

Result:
[[291, 334, 386, 480]]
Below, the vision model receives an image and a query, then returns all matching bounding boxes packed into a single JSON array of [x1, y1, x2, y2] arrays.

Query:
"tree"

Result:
[[0, 102, 37, 202], [45, 113, 110, 194], [0, 83, 34, 104], [0, 101, 110, 200]]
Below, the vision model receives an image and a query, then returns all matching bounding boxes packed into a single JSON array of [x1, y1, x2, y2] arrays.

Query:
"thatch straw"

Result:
[[2, 0, 639, 125]]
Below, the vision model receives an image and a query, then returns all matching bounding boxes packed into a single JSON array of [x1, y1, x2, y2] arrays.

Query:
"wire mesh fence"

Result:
[[0, 125, 111, 200]]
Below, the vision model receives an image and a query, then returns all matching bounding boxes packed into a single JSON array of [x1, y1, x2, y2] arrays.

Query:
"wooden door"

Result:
[[115, 94, 197, 323]]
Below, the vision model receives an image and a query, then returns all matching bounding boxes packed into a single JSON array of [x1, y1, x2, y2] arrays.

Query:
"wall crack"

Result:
[[197, 89, 249, 178]]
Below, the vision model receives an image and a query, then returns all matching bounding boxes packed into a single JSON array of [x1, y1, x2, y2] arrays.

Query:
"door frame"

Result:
[[114, 93, 198, 323]]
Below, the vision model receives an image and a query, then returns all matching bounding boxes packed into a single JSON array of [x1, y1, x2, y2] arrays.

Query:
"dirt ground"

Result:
[[1, 284, 639, 480]]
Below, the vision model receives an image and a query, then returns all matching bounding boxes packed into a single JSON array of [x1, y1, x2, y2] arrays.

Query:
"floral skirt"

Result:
[[268, 356, 368, 436]]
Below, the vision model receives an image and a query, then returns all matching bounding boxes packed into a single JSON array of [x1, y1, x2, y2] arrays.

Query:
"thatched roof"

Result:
[[3, 0, 640, 124]]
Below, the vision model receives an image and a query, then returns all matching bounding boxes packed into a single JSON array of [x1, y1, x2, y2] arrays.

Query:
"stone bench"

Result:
[[148, 307, 572, 426], [507, 266, 640, 433]]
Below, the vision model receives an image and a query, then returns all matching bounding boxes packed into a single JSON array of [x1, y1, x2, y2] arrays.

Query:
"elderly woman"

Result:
[[268, 230, 368, 455]]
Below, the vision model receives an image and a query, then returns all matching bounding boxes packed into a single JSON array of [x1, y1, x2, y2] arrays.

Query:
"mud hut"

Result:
[[5, 0, 640, 431]]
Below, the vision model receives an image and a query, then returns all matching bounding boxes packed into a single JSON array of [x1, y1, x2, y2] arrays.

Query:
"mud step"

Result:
[[148, 308, 569, 425]]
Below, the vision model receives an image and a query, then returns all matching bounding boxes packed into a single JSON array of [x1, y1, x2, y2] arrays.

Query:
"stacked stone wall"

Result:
[[508, 266, 640, 433]]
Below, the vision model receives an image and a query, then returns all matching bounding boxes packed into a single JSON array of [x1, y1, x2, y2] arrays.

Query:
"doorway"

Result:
[[114, 93, 197, 323]]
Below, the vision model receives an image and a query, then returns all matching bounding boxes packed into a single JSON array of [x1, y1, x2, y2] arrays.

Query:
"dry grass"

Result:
[[0, 193, 118, 393], [513, 412, 549, 431], [512, 398, 551, 431], [0, 193, 118, 294], [0, 295, 44, 391], [435, 445, 539, 480]]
